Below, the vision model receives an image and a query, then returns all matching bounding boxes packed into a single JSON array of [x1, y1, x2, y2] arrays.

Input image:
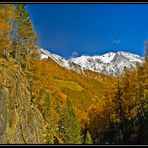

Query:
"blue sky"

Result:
[[26, 4, 148, 58]]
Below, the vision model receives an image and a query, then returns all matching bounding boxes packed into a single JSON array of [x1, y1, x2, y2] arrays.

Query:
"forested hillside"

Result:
[[0, 4, 148, 144]]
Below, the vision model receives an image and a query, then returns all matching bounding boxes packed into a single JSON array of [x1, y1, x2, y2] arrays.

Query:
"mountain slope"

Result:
[[31, 56, 112, 110], [40, 48, 144, 76], [40, 48, 83, 74], [40, 48, 71, 70]]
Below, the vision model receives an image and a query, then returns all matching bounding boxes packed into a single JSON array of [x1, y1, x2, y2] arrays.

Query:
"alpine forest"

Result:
[[0, 4, 148, 145]]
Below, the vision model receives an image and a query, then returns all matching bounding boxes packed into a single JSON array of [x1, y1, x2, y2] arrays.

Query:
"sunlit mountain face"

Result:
[[40, 48, 144, 76]]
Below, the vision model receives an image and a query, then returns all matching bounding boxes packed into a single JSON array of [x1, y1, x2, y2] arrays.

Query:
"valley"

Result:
[[0, 3, 148, 145]]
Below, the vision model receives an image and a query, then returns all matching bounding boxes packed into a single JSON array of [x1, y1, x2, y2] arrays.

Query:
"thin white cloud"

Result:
[[112, 38, 121, 44], [72, 51, 79, 57]]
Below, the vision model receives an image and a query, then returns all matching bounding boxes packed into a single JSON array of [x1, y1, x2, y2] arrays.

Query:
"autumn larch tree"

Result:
[[0, 4, 15, 58]]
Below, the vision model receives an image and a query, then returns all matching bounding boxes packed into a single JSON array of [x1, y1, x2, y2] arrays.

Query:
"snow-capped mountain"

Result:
[[40, 48, 83, 73], [40, 48, 144, 76], [70, 51, 144, 76], [40, 48, 71, 69]]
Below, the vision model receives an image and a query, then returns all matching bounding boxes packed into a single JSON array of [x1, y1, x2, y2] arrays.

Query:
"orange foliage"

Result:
[[75, 108, 90, 129]]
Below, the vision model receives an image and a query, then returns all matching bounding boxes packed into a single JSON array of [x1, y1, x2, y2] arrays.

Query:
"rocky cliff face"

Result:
[[0, 58, 46, 144]]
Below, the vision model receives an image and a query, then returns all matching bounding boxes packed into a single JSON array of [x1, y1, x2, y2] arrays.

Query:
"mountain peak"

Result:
[[40, 48, 144, 76]]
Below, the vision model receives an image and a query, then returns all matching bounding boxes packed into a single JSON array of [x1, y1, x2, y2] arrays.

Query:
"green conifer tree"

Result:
[[63, 98, 82, 144], [41, 93, 59, 144], [13, 4, 38, 68], [84, 130, 93, 144]]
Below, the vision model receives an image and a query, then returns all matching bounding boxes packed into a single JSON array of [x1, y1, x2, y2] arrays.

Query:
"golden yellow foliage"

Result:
[[0, 4, 15, 57]]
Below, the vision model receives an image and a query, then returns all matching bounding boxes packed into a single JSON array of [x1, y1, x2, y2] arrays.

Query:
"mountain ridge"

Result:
[[40, 48, 144, 76]]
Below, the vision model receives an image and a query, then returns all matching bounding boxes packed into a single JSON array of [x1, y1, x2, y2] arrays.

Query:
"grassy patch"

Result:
[[55, 80, 84, 92]]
